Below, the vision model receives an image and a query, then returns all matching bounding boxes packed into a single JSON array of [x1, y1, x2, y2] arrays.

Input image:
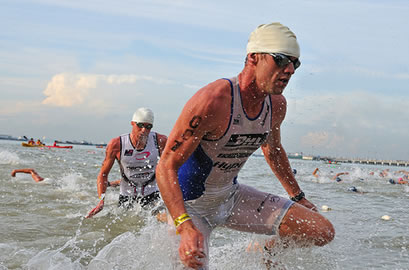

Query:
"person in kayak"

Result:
[[86, 107, 167, 218], [36, 139, 44, 146]]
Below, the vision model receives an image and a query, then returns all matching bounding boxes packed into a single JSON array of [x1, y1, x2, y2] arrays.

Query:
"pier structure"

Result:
[[287, 153, 409, 167], [334, 158, 409, 167]]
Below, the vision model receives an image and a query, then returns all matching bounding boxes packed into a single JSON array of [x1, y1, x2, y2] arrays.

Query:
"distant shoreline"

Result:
[[0, 136, 106, 147]]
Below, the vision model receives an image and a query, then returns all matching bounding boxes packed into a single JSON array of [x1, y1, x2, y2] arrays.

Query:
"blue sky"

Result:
[[1, 0, 408, 160]]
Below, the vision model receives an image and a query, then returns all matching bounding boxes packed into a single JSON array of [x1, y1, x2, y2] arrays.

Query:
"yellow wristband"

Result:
[[174, 213, 191, 227]]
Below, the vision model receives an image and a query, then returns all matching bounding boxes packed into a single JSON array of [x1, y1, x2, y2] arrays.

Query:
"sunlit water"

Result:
[[0, 140, 408, 269]]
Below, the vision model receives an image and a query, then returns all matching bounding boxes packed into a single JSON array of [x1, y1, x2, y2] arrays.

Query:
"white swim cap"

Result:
[[131, 108, 154, 124], [246, 22, 300, 58]]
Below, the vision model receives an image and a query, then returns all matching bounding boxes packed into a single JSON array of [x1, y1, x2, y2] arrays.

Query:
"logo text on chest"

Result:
[[225, 133, 267, 148]]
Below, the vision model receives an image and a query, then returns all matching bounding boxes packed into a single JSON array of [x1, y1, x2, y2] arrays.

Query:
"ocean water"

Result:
[[0, 140, 408, 270]]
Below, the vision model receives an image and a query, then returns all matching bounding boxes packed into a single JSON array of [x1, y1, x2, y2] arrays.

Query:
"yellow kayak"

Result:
[[22, 142, 44, 147]]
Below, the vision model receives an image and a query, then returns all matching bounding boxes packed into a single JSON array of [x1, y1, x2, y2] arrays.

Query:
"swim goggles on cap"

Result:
[[267, 53, 301, 70]]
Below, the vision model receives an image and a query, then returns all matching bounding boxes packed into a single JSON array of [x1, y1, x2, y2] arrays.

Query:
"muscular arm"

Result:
[[157, 80, 229, 222], [11, 168, 44, 182], [261, 97, 316, 210], [261, 125, 302, 197], [156, 80, 230, 268], [97, 137, 120, 197], [86, 137, 120, 218]]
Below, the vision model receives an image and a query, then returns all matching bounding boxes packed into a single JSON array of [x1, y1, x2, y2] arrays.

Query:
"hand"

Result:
[[297, 198, 317, 212], [108, 180, 121, 187], [177, 221, 206, 269], [11, 170, 16, 177], [85, 199, 105, 218]]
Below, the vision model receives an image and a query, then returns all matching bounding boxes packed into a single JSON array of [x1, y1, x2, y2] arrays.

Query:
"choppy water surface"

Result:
[[1, 140, 408, 269]]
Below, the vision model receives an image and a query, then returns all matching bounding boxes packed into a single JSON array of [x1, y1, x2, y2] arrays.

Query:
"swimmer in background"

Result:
[[389, 178, 409, 185], [333, 172, 349, 182], [313, 168, 349, 182], [379, 169, 390, 177], [396, 170, 409, 177], [11, 169, 44, 182], [11, 168, 121, 186], [347, 186, 367, 194]]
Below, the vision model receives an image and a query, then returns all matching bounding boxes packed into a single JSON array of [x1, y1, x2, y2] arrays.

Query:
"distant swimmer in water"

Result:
[[86, 108, 167, 219], [379, 169, 390, 178], [11, 169, 44, 182], [313, 168, 348, 182], [332, 172, 349, 182], [11, 168, 121, 186], [347, 186, 367, 194], [389, 178, 409, 185]]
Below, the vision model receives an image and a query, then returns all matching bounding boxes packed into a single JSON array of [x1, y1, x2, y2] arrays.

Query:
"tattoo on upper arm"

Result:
[[171, 115, 202, 151]]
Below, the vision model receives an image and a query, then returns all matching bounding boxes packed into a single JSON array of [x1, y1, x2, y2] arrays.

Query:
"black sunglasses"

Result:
[[267, 53, 301, 70], [136, 123, 153, 129]]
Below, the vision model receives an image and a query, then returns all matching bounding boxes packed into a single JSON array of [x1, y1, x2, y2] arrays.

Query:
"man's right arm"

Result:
[[86, 137, 120, 218], [155, 108, 208, 269], [97, 138, 120, 198], [157, 81, 232, 268]]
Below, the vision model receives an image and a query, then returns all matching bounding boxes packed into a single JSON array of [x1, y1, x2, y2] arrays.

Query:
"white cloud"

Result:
[[41, 73, 177, 107], [42, 73, 95, 107]]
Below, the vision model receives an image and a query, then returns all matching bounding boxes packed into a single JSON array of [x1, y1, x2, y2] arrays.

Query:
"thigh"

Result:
[[224, 184, 293, 235]]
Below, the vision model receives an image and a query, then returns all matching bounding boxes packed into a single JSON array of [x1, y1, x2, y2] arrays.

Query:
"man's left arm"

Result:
[[261, 124, 317, 211]]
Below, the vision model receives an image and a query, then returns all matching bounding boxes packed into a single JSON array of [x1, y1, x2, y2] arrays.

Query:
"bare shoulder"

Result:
[[193, 79, 232, 111], [188, 79, 231, 117], [270, 94, 287, 124], [106, 137, 121, 156], [184, 79, 232, 137]]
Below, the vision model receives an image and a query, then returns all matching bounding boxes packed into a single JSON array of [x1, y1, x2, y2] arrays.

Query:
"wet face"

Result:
[[255, 53, 298, 95], [131, 122, 152, 141]]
